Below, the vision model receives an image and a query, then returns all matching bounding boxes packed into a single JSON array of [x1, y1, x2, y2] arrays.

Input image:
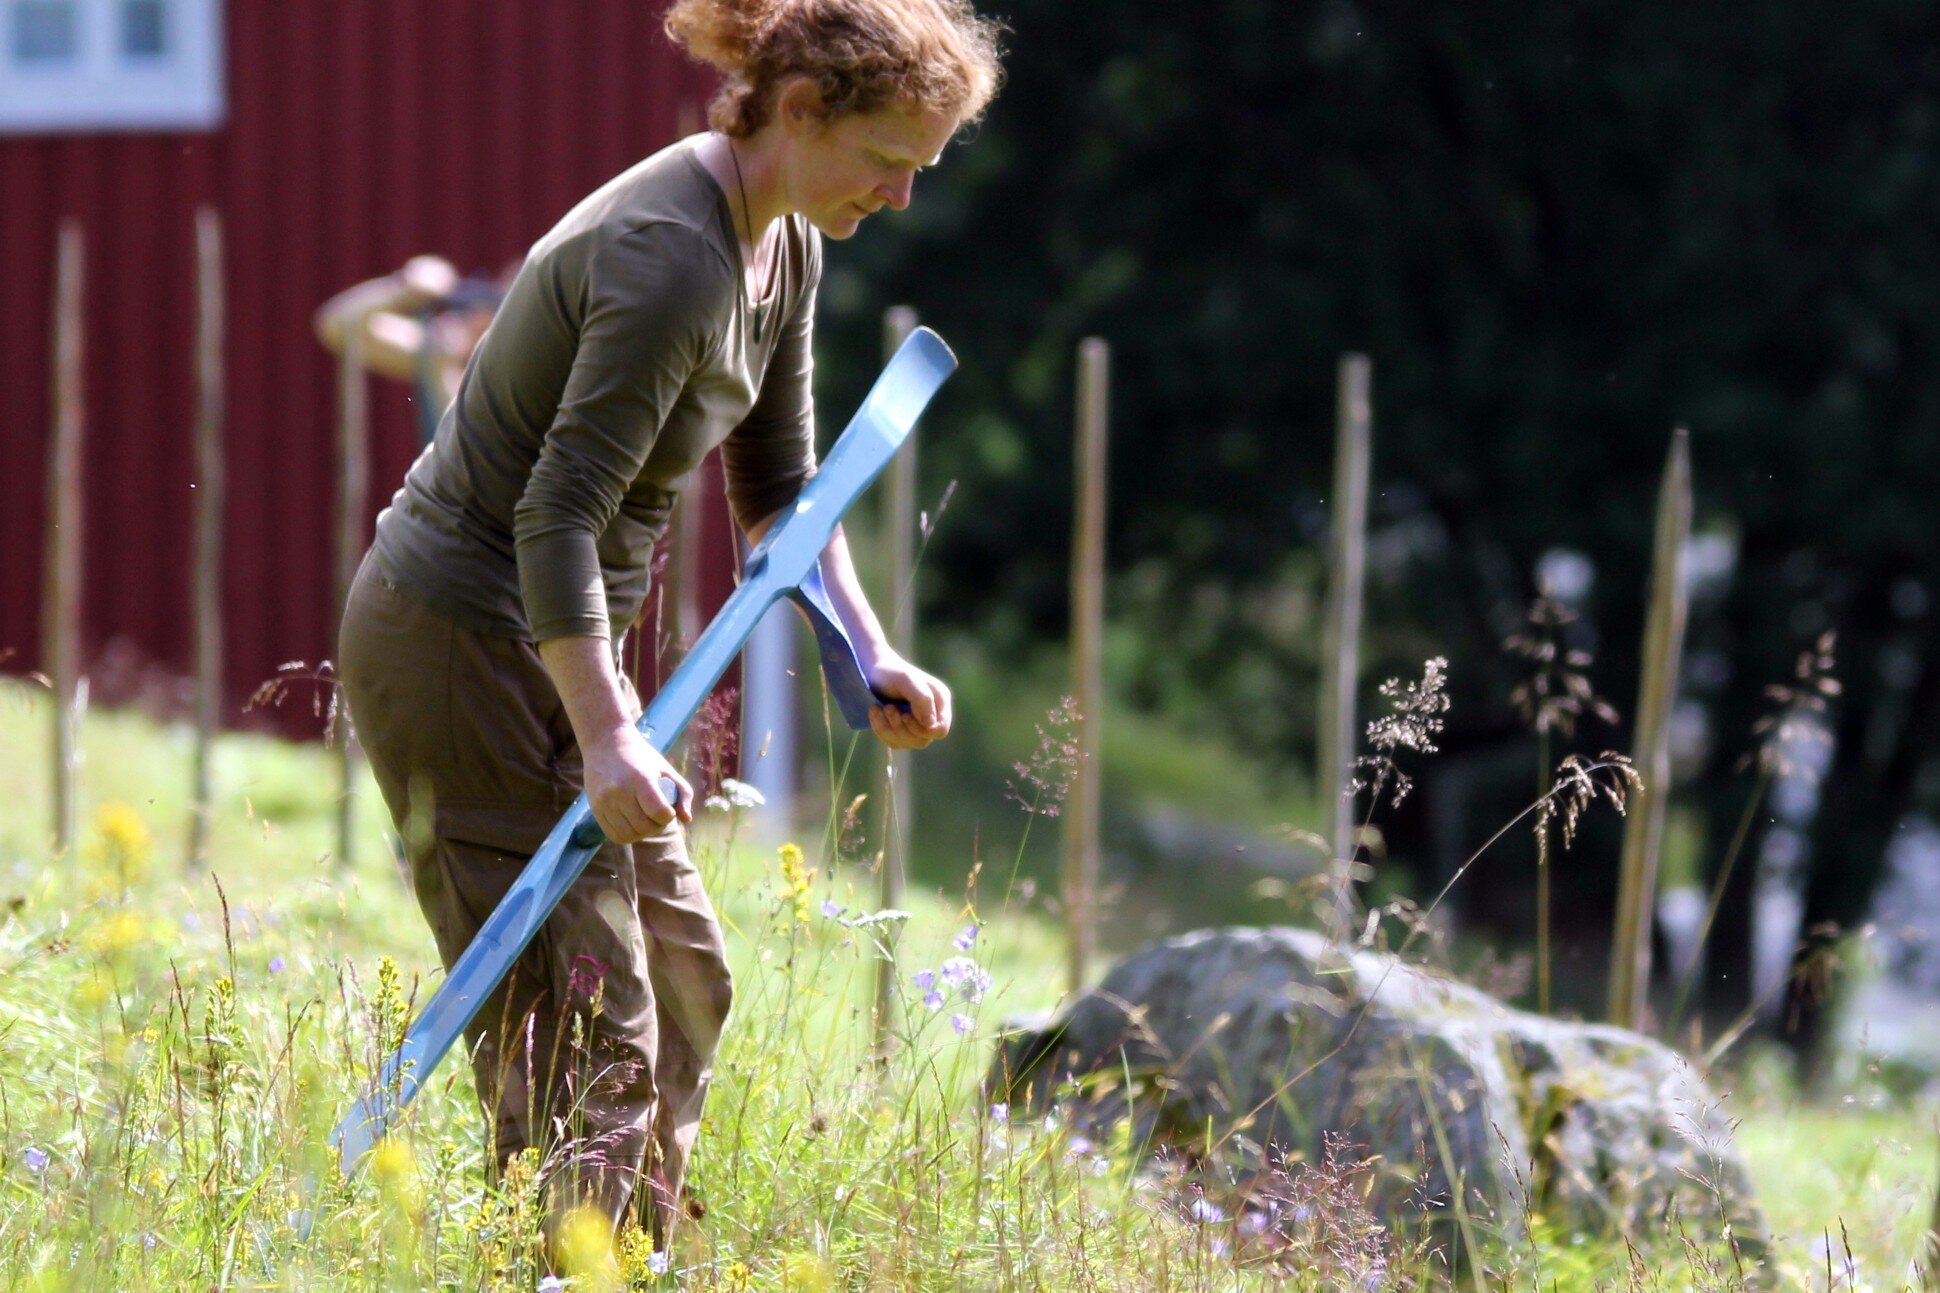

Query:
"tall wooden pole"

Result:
[[1609, 429, 1691, 1027], [44, 221, 86, 852], [1922, 1138, 1940, 1293], [873, 305, 919, 1049], [188, 208, 226, 870], [333, 318, 371, 871], [1064, 338, 1109, 994], [675, 493, 704, 652], [1319, 355, 1372, 935]]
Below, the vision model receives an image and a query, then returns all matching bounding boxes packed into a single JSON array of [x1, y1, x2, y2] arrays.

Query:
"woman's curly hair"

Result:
[[665, 0, 1003, 138]]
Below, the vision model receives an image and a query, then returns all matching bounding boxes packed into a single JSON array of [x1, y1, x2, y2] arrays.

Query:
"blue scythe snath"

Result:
[[331, 327, 957, 1175]]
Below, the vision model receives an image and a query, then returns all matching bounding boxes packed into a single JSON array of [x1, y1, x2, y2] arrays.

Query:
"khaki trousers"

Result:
[[337, 551, 732, 1243]]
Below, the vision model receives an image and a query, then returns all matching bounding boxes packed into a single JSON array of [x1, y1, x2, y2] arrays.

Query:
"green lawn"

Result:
[[0, 679, 1930, 1289]]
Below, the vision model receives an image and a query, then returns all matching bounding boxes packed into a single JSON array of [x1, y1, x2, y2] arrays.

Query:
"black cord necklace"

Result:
[[727, 138, 767, 343]]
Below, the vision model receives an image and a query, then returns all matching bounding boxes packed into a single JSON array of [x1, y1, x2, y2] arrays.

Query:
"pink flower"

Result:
[[567, 954, 610, 1001]]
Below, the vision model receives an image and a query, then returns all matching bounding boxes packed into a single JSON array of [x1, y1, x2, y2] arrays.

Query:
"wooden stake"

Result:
[[1064, 338, 1109, 993], [1319, 355, 1372, 936], [188, 209, 226, 870], [44, 221, 85, 851], [874, 304, 919, 1050], [1922, 1136, 1940, 1292], [1609, 429, 1692, 1027], [675, 491, 704, 653], [332, 313, 372, 871]]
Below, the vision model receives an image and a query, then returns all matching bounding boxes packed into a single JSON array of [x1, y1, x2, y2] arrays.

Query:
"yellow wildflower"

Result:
[[781, 1250, 836, 1290], [370, 1138, 423, 1215], [557, 1205, 620, 1290], [77, 963, 116, 1008], [778, 842, 816, 924], [83, 910, 146, 959], [85, 802, 154, 894], [371, 955, 409, 1053], [617, 1224, 663, 1281]]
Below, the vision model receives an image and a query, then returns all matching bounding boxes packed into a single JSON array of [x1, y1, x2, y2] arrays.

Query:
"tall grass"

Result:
[[0, 680, 1930, 1288]]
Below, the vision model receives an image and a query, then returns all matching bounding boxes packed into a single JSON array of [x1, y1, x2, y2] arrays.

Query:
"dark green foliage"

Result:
[[817, 1, 1940, 1037]]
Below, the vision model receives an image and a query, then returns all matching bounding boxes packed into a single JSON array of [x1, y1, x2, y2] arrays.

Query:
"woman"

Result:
[[337, 0, 1001, 1251]]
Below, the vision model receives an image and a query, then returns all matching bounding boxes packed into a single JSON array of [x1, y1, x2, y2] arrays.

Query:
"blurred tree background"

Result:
[[808, 0, 1940, 1070]]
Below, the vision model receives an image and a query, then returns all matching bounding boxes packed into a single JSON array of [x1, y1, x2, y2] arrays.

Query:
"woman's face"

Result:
[[783, 101, 960, 240]]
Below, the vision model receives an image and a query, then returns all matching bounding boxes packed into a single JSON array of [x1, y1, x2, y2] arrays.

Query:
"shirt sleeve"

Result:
[[721, 232, 820, 533], [513, 223, 728, 641]]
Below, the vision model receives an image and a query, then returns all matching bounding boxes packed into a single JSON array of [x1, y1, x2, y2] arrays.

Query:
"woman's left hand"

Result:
[[863, 651, 953, 750]]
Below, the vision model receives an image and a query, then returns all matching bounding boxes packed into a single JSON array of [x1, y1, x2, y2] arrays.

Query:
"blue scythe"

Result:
[[330, 327, 957, 1174]]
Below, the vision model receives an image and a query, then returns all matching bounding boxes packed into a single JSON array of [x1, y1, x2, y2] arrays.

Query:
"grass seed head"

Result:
[[1749, 630, 1839, 778], [1504, 592, 1620, 739], [1006, 696, 1084, 816], [1352, 657, 1452, 809]]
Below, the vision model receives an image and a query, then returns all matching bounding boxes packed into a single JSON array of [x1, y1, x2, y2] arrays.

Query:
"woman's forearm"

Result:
[[746, 511, 950, 749], [746, 516, 892, 666], [813, 525, 894, 665], [536, 634, 634, 753], [538, 633, 692, 837]]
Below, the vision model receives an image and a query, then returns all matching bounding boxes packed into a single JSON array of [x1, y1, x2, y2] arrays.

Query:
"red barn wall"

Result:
[[0, 1, 740, 737]]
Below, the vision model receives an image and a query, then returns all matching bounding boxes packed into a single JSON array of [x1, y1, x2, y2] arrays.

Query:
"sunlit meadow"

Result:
[[0, 678, 1931, 1290]]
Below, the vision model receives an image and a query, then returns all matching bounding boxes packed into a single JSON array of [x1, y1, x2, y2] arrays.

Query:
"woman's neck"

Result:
[[703, 131, 787, 249]]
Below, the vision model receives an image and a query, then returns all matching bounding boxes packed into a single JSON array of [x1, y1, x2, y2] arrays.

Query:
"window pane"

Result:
[[122, 0, 165, 58], [11, 0, 77, 64]]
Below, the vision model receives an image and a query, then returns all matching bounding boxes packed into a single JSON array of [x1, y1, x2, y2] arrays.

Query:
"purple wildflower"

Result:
[[938, 956, 992, 1002], [923, 989, 945, 1012], [268, 955, 287, 974], [22, 1148, 47, 1173], [987, 1102, 1009, 1121], [951, 1013, 973, 1036], [952, 923, 978, 951], [820, 900, 843, 919], [1188, 1197, 1225, 1225], [912, 969, 936, 992], [648, 1250, 671, 1275]]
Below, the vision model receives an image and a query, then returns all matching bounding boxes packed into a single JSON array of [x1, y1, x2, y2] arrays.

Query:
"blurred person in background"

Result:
[[335, 0, 1001, 1259], [314, 253, 510, 445]]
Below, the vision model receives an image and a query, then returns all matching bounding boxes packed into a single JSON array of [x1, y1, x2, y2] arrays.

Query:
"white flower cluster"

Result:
[[702, 778, 766, 812]]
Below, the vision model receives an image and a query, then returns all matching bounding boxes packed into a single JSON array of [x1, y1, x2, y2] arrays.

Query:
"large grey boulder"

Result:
[[989, 927, 1768, 1270]]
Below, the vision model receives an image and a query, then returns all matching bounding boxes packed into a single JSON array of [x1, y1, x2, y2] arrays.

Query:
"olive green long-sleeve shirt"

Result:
[[372, 136, 819, 643]]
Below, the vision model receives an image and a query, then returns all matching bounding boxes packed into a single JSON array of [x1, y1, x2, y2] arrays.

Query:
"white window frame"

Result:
[[0, 0, 224, 133]]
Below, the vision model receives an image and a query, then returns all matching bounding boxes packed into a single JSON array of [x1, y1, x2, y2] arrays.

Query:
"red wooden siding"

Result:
[[0, 1, 736, 736]]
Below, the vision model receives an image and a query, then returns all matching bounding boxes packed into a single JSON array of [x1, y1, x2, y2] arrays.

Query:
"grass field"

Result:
[[0, 679, 1932, 1289]]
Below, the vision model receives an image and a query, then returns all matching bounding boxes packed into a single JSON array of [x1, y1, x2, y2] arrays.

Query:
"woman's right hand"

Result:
[[535, 634, 692, 843], [582, 726, 694, 843]]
